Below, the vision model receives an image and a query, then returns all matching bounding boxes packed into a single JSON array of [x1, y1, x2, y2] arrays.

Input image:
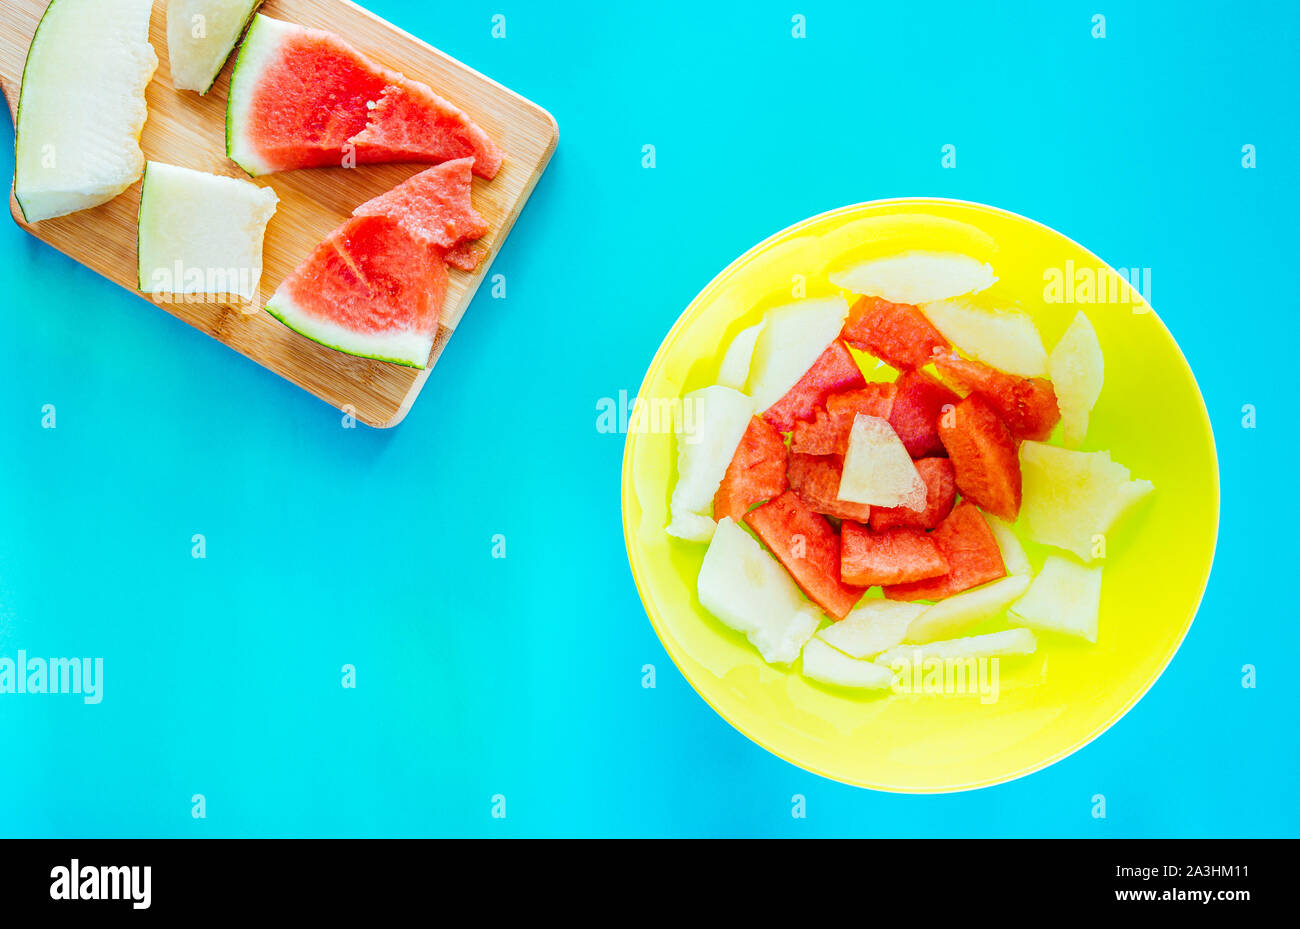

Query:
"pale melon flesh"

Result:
[[1010, 555, 1103, 643], [666, 386, 753, 540], [920, 299, 1048, 378], [830, 251, 996, 306], [167, 0, 264, 94], [877, 628, 1037, 668], [838, 414, 926, 509], [802, 638, 894, 690], [817, 599, 926, 659], [745, 296, 849, 411], [1048, 312, 1105, 448], [903, 574, 1032, 644], [14, 0, 158, 222], [717, 321, 764, 390]]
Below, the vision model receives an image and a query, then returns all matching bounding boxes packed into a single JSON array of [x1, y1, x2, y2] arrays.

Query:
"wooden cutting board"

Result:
[[0, 0, 557, 426]]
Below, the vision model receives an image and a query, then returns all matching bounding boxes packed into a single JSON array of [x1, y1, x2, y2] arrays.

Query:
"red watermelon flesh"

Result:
[[889, 370, 961, 458], [840, 522, 949, 587], [791, 383, 896, 456], [937, 394, 1022, 521], [264, 215, 446, 368], [350, 78, 505, 180], [786, 454, 873, 523], [445, 241, 485, 272], [228, 16, 503, 179], [934, 352, 1060, 441], [745, 491, 865, 620], [713, 417, 790, 523], [763, 341, 865, 433], [869, 457, 957, 531], [883, 501, 1007, 601], [841, 295, 950, 369], [353, 159, 488, 252]]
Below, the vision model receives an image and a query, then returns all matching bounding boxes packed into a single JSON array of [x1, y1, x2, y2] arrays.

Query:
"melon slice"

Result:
[[816, 599, 926, 659], [1010, 555, 1103, 643], [226, 15, 503, 178], [838, 415, 926, 509], [830, 252, 996, 306], [697, 518, 821, 664], [167, 0, 262, 94], [902, 574, 1031, 644], [986, 517, 1032, 577], [877, 628, 1037, 668], [717, 321, 765, 390], [920, 300, 1048, 378], [265, 215, 446, 367], [352, 158, 488, 253], [14, 0, 158, 222], [745, 297, 850, 411], [666, 386, 753, 540], [801, 638, 894, 690], [1048, 312, 1105, 448], [137, 161, 279, 303], [1019, 442, 1154, 561]]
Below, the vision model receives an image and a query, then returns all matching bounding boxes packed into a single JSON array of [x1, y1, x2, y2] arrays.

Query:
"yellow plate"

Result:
[[621, 199, 1219, 792]]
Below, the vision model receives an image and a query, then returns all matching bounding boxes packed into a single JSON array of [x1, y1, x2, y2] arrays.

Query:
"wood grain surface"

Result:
[[0, 0, 557, 426]]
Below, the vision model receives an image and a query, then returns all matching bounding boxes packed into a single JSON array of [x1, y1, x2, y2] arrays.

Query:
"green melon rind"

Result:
[[225, 13, 290, 177], [13, 0, 66, 222], [264, 288, 431, 369], [135, 161, 152, 290], [194, 0, 265, 96]]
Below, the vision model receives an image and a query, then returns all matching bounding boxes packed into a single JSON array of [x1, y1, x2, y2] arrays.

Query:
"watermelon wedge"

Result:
[[265, 215, 446, 368], [745, 491, 865, 620], [762, 340, 865, 433], [227, 15, 503, 178], [840, 523, 949, 587], [869, 457, 956, 531], [353, 158, 488, 258], [790, 383, 895, 456], [786, 454, 873, 523], [883, 501, 1007, 602], [713, 416, 789, 523], [934, 351, 1060, 441], [889, 369, 960, 459], [841, 295, 949, 370]]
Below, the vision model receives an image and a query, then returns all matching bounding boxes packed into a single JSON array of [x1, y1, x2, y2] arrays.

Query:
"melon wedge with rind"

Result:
[[137, 161, 278, 302], [802, 638, 894, 690], [666, 386, 753, 538], [167, 0, 263, 94], [745, 297, 849, 411], [817, 599, 926, 659], [1009, 555, 1103, 643], [903, 574, 1031, 644], [920, 299, 1048, 378], [1048, 311, 1105, 448], [876, 628, 1037, 669], [830, 251, 996, 306], [697, 518, 821, 665], [1019, 442, 1154, 562], [14, 0, 158, 223]]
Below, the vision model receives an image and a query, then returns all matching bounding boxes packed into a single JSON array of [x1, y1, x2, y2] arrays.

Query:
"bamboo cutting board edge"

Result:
[[0, 0, 559, 428]]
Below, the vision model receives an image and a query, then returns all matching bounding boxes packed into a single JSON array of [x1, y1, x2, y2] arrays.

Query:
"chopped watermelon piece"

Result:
[[353, 159, 488, 251], [840, 522, 949, 586], [745, 491, 866, 620], [786, 454, 873, 523], [445, 241, 485, 272], [934, 352, 1060, 440], [713, 416, 790, 523], [762, 341, 865, 433], [889, 369, 961, 458], [350, 77, 505, 180], [869, 457, 957, 531], [883, 501, 1007, 601], [841, 295, 950, 369], [938, 394, 1022, 521], [790, 382, 896, 456]]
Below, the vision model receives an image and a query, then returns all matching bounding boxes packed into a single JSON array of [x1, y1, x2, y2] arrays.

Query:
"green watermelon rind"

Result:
[[264, 289, 431, 370], [225, 13, 290, 177]]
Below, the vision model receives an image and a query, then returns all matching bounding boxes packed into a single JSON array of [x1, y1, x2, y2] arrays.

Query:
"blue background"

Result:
[[1, 0, 1295, 837]]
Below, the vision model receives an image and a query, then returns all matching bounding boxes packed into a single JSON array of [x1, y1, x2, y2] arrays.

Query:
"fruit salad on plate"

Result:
[[666, 252, 1153, 692]]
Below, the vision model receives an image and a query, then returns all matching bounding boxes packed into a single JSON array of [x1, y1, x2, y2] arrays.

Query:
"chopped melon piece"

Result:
[[1019, 442, 1154, 562], [829, 251, 996, 306], [14, 0, 159, 222], [697, 518, 821, 664], [664, 512, 716, 543], [920, 300, 1048, 378], [137, 161, 279, 301], [802, 638, 894, 690], [745, 296, 849, 410], [903, 574, 1031, 644], [1048, 312, 1105, 448], [717, 321, 765, 390], [986, 517, 1032, 576], [877, 628, 1037, 668], [1010, 555, 1103, 643], [666, 386, 753, 539], [817, 599, 925, 659], [167, 0, 263, 94], [838, 415, 926, 509]]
